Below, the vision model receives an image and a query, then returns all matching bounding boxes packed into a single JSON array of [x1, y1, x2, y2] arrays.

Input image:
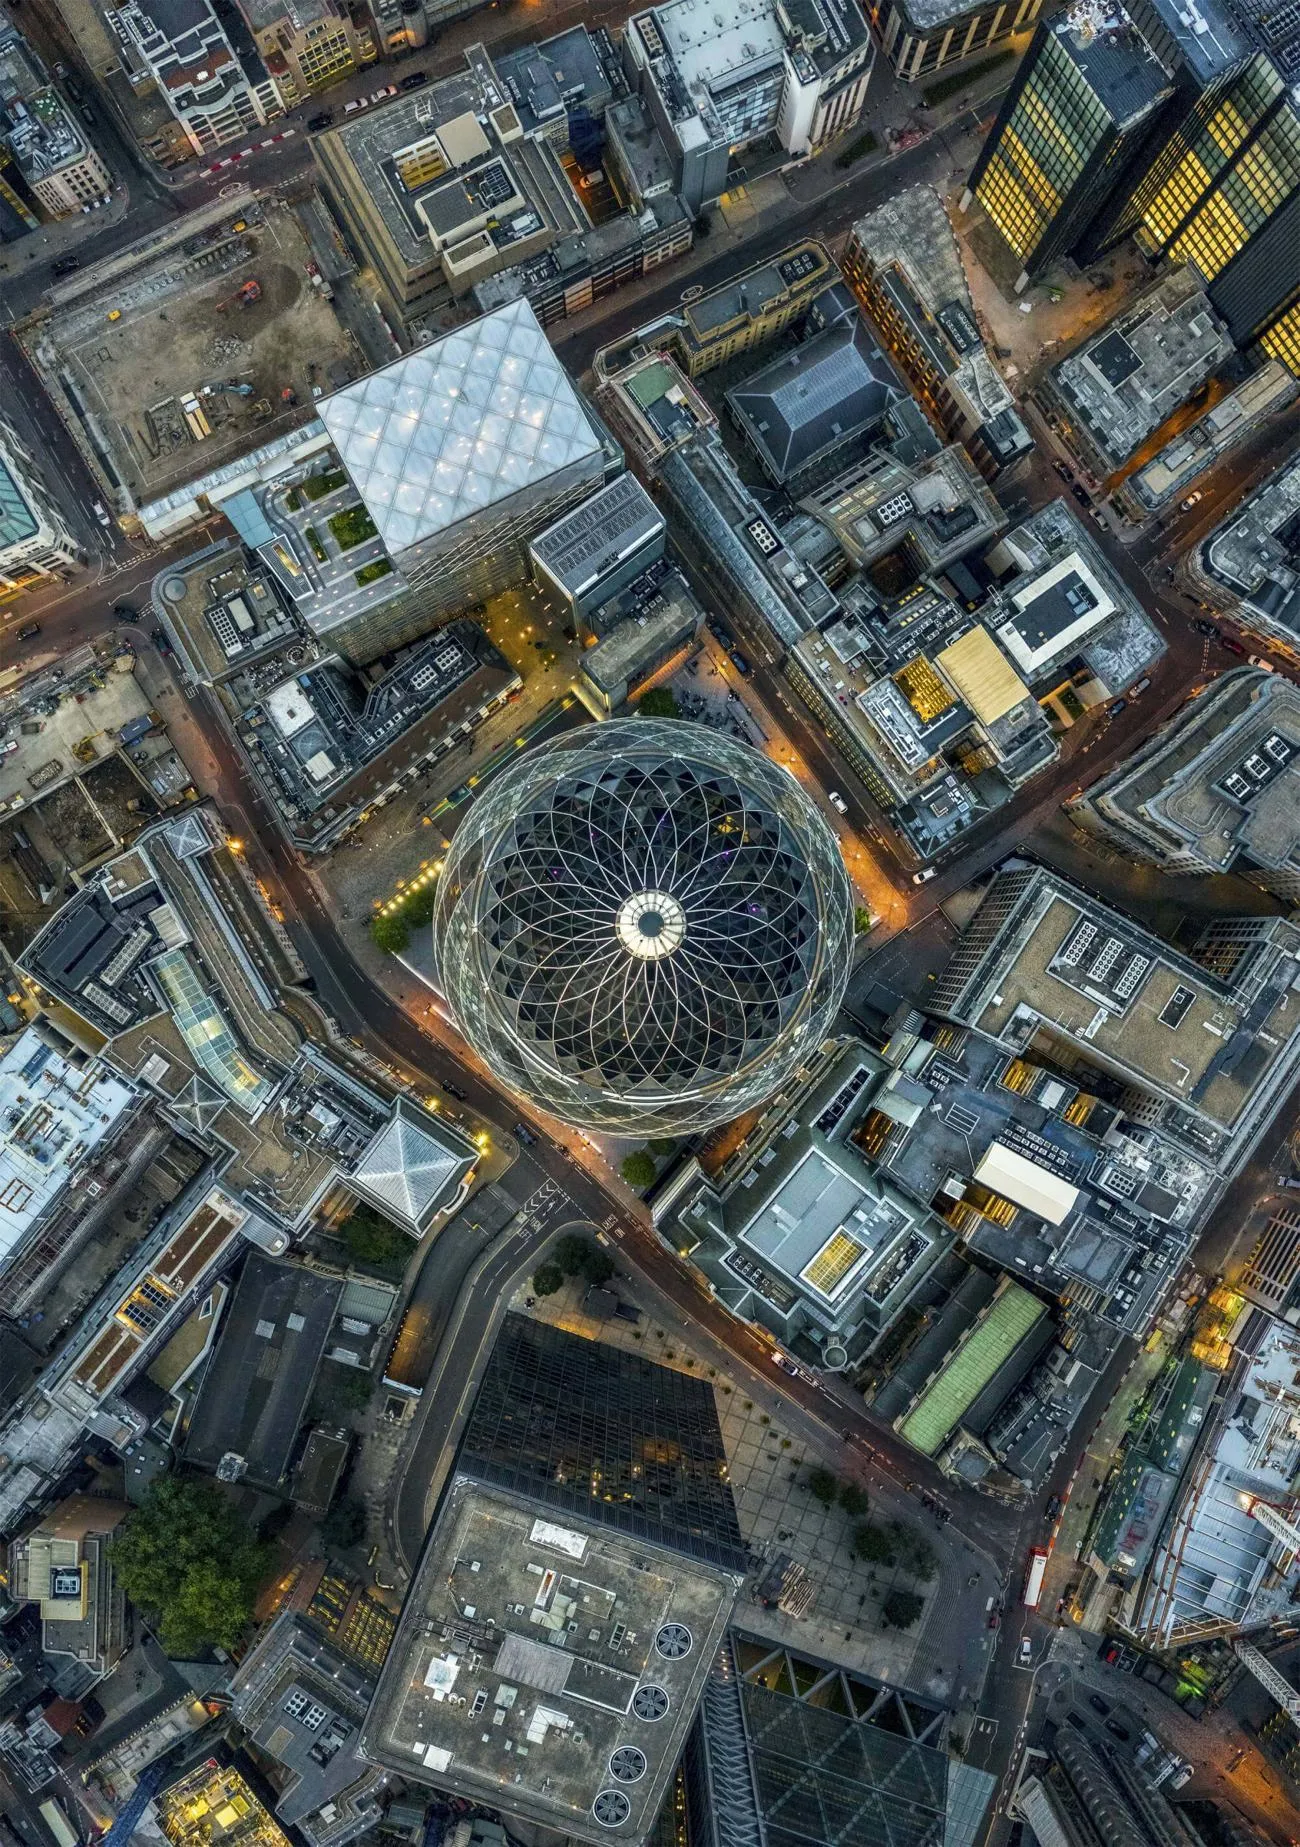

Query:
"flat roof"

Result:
[[530, 474, 663, 597], [996, 553, 1116, 676], [898, 1282, 1046, 1456], [362, 1479, 737, 1843], [318, 299, 600, 558], [973, 1142, 1079, 1225], [935, 625, 1029, 725]]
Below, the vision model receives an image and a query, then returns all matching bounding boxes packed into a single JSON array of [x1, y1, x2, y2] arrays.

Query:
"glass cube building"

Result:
[[430, 719, 854, 1135], [457, 1312, 749, 1572], [316, 298, 606, 610]]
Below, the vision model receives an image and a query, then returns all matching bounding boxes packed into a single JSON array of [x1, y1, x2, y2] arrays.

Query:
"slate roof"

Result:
[[726, 318, 905, 483]]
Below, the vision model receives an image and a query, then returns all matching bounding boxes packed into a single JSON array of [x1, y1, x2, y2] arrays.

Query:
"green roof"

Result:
[[898, 1282, 1046, 1457], [627, 360, 675, 408]]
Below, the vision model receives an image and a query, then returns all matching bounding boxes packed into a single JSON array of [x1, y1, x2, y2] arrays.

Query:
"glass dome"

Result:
[[431, 719, 854, 1135]]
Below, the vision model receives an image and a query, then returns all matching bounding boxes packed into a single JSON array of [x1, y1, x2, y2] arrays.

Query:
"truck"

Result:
[[38, 1800, 78, 1847], [1023, 1544, 1049, 1610]]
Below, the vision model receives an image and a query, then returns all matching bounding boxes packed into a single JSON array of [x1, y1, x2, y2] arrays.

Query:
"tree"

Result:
[[321, 1497, 367, 1550], [898, 1528, 938, 1581], [339, 1207, 409, 1270], [854, 906, 874, 936], [807, 1466, 838, 1506], [371, 911, 410, 953], [621, 1150, 657, 1189], [851, 1522, 898, 1566], [636, 688, 681, 720], [839, 1481, 869, 1518], [110, 1477, 266, 1656], [552, 1232, 615, 1286], [532, 1262, 564, 1297], [333, 1368, 374, 1412], [881, 1589, 924, 1630]]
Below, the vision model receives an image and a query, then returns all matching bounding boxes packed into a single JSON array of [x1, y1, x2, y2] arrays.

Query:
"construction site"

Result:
[[26, 200, 364, 510]]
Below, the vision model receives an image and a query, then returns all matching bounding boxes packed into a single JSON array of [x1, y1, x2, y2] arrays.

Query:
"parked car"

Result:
[[770, 1351, 800, 1375], [729, 649, 752, 676], [150, 625, 172, 653], [1194, 618, 1220, 637], [1045, 1495, 1062, 1520], [343, 96, 365, 112], [1019, 1638, 1032, 1664], [440, 1079, 468, 1099], [308, 109, 334, 129], [16, 622, 41, 641], [1052, 460, 1073, 482], [912, 866, 937, 885], [1070, 482, 1091, 507], [1088, 1694, 1111, 1716], [828, 790, 848, 815], [400, 69, 428, 89], [1248, 654, 1277, 670], [1180, 490, 1204, 511], [50, 255, 80, 277], [1220, 634, 1246, 655], [1107, 699, 1127, 718], [92, 500, 111, 526], [988, 1613, 999, 1629], [370, 84, 397, 101], [1127, 676, 1150, 698]]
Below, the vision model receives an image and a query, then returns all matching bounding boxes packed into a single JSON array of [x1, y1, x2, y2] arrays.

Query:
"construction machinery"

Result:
[[216, 277, 261, 312], [202, 379, 253, 397]]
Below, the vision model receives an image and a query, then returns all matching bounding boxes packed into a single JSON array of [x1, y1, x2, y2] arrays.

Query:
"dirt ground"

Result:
[[41, 202, 361, 503]]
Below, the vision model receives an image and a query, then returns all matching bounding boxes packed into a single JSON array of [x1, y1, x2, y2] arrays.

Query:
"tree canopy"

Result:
[[552, 1232, 615, 1286], [881, 1589, 925, 1629], [532, 1262, 564, 1297], [620, 1150, 657, 1189], [636, 688, 681, 720], [338, 1205, 409, 1274], [110, 1477, 267, 1656]]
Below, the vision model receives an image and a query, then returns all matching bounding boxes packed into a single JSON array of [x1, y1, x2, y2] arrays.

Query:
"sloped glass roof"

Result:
[[350, 1102, 472, 1230], [317, 299, 600, 556]]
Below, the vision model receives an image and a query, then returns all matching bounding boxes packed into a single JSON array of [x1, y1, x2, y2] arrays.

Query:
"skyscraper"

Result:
[[964, 0, 1300, 358]]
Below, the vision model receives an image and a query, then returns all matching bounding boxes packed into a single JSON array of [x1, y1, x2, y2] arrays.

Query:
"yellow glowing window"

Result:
[[895, 655, 954, 720], [215, 1807, 241, 1829], [1263, 301, 1300, 378], [802, 1230, 865, 1294]]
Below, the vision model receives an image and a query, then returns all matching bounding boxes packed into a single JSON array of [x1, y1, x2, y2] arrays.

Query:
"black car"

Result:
[[150, 625, 172, 653], [113, 602, 137, 621], [729, 649, 752, 676], [1194, 618, 1220, 638], [308, 109, 334, 129], [440, 1079, 468, 1100], [1070, 482, 1091, 507], [513, 1120, 537, 1146], [1107, 698, 1127, 719], [1052, 459, 1073, 482], [50, 256, 80, 277], [400, 69, 428, 89], [1088, 1694, 1110, 1716], [16, 622, 41, 641], [1105, 1719, 1131, 1740]]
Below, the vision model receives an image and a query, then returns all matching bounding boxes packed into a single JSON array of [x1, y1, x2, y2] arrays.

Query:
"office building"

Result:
[[931, 860, 1300, 1178], [663, 241, 837, 378], [1195, 452, 1300, 650], [0, 407, 83, 598], [8, 1495, 128, 1683], [686, 1633, 979, 1847], [317, 300, 607, 612], [432, 720, 853, 1135], [361, 1314, 744, 1843], [796, 442, 1004, 582], [1013, 1727, 1210, 1847], [595, 351, 718, 474], [1116, 361, 1297, 520], [621, 0, 873, 213], [0, 26, 111, 220], [0, 1028, 140, 1303], [1067, 668, 1300, 899], [230, 1613, 382, 1847], [842, 187, 1034, 477], [155, 1760, 292, 1847], [1088, 1355, 1212, 1583], [236, 0, 375, 102], [867, 0, 1044, 80], [1038, 271, 1234, 479], [726, 307, 906, 486], [104, 0, 284, 159], [237, 623, 519, 850], [966, 0, 1300, 323], [662, 1039, 952, 1369], [343, 1095, 476, 1234], [529, 473, 665, 620], [577, 560, 705, 711]]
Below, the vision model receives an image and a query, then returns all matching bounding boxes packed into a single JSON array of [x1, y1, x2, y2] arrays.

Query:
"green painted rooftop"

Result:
[[898, 1282, 1046, 1457]]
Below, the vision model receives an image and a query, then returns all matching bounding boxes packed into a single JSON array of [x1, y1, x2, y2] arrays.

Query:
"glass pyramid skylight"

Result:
[[318, 299, 601, 556]]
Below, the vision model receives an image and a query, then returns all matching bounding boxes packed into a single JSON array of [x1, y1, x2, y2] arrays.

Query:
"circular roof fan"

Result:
[[632, 1684, 670, 1722], [593, 1790, 632, 1828], [655, 1622, 693, 1659], [609, 1747, 648, 1784]]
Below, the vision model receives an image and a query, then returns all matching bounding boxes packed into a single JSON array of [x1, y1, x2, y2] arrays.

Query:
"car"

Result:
[[50, 255, 80, 277], [1278, 1176, 1300, 1192], [150, 624, 172, 653], [400, 69, 428, 89], [370, 84, 397, 101], [1071, 482, 1091, 507], [988, 1613, 999, 1629], [1127, 676, 1150, 697], [440, 1079, 468, 1099], [1194, 618, 1220, 638], [1180, 490, 1204, 511], [1019, 1638, 1032, 1664], [912, 866, 937, 884], [1220, 634, 1246, 655], [343, 97, 365, 112], [512, 1120, 537, 1146], [770, 1352, 800, 1375], [1052, 460, 1073, 482], [729, 649, 752, 676], [15, 622, 41, 641], [93, 501, 111, 526], [1045, 1495, 1062, 1520], [1088, 1694, 1110, 1716], [1106, 699, 1127, 718], [1105, 1719, 1131, 1740], [1248, 654, 1277, 671], [308, 109, 334, 129], [112, 602, 137, 621], [828, 790, 848, 815]]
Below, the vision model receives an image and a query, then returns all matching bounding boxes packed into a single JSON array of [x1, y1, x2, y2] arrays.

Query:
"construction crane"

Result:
[[216, 277, 261, 312]]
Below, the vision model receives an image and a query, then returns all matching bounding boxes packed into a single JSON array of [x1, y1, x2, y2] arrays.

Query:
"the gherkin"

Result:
[[431, 719, 854, 1134]]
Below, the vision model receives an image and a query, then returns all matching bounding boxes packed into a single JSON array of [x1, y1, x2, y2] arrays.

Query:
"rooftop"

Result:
[[1050, 3, 1173, 124], [529, 474, 664, 599], [184, 1251, 342, 1488], [679, 241, 835, 345], [897, 1280, 1046, 1455], [1124, 361, 1297, 514], [1201, 449, 1300, 637], [727, 316, 905, 484], [1046, 271, 1233, 473], [0, 26, 96, 184], [494, 28, 615, 134], [0, 1031, 136, 1276], [318, 300, 601, 559], [580, 564, 703, 697], [361, 1479, 738, 1842], [345, 1096, 476, 1233]]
